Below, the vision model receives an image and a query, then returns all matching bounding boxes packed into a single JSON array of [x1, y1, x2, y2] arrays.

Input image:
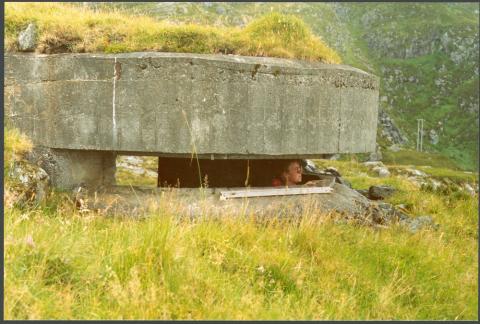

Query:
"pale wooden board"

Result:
[[219, 186, 333, 200]]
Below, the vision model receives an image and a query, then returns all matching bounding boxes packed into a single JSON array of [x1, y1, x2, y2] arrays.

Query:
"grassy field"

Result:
[[4, 2, 340, 63], [4, 174, 478, 320], [381, 149, 462, 170], [4, 128, 478, 319]]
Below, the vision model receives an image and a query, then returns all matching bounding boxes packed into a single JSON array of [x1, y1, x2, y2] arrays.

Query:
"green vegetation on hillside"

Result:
[[379, 54, 478, 171], [4, 3, 341, 63], [340, 3, 479, 171]]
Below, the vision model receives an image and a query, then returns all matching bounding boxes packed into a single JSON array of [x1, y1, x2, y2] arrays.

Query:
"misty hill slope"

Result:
[[92, 2, 478, 170]]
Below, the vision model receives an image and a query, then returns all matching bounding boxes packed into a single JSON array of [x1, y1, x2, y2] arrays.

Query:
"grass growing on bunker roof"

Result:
[[5, 3, 341, 64]]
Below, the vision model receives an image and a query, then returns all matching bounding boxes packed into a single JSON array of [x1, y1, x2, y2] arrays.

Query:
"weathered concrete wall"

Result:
[[5, 52, 379, 159], [26, 147, 116, 189]]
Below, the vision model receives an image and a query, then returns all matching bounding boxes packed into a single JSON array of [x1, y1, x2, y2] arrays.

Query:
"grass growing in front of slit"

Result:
[[4, 193, 477, 319]]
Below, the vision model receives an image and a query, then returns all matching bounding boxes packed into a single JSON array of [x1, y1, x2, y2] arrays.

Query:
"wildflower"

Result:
[[25, 234, 35, 248]]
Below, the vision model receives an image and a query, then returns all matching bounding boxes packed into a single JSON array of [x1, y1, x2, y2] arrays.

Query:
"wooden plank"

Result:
[[219, 186, 333, 200]]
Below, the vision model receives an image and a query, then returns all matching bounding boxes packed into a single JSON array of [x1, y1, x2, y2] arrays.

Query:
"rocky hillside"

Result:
[[86, 2, 478, 170]]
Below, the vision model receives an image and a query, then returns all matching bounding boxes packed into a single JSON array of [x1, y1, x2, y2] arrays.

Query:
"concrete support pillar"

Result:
[[28, 147, 116, 190]]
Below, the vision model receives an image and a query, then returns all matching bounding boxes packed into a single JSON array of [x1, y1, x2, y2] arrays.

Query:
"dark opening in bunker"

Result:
[[115, 156, 326, 188], [156, 157, 323, 188]]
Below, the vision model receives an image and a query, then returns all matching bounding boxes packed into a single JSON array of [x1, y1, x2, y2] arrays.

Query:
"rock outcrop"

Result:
[[378, 110, 408, 145], [7, 160, 50, 206]]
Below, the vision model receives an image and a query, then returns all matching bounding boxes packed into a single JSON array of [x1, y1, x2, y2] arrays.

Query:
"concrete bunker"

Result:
[[4, 52, 379, 189]]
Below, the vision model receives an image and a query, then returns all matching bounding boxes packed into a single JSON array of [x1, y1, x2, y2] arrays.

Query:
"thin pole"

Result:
[[420, 119, 423, 152], [416, 119, 420, 151], [416, 119, 424, 152]]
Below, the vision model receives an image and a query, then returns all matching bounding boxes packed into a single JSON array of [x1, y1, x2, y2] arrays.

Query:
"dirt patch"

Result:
[[37, 30, 83, 54]]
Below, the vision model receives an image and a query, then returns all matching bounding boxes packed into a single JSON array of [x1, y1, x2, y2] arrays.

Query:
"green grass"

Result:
[[4, 127, 33, 178], [4, 157, 478, 320], [115, 156, 158, 187], [5, 3, 341, 63], [115, 169, 157, 187], [381, 149, 462, 170], [5, 188, 477, 319]]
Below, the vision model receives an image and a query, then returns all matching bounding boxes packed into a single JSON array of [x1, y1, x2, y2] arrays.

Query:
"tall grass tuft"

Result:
[[4, 127, 33, 175], [5, 3, 341, 63], [240, 12, 341, 63]]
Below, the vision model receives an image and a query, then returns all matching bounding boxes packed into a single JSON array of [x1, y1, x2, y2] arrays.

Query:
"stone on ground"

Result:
[[400, 215, 439, 233], [368, 185, 397, 200], [17, 23, 37, 51], [8, 160, 49, 206], [464, 183, 476, 196], [373, 166, 391, 177]]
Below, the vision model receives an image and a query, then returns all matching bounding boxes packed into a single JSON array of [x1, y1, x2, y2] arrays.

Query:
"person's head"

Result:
[[280, 159, 303, 185]]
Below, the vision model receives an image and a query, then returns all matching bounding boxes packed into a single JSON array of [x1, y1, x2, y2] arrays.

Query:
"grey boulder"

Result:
[[8, 160, 49, 206], [18, 23, 37, 52], [368, 185, 397, 200]]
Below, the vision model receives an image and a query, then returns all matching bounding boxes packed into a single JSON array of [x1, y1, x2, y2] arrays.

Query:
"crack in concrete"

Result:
[[112, 57, 118, 148]]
